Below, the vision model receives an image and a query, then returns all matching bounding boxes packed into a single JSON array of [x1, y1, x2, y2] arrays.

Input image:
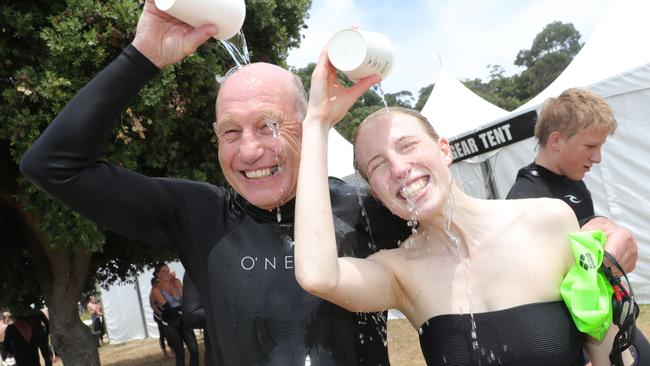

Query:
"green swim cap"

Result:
[[560, 230, 613, 340]]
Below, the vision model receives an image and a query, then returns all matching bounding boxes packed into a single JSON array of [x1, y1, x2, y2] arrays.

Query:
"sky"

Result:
[[286, 0, 610, 96]]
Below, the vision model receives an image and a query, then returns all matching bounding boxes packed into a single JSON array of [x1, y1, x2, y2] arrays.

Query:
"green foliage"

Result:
[[414, 84, 434, 111], [0, 0, 311, 306], [515, 21, 582, 100], [464, 21, 583, 111], [462, 65, 525, 111], [242, 0, 312, 64]]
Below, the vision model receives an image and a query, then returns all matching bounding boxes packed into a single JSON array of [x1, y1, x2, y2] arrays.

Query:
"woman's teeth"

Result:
[[401, 177, 427, 199]]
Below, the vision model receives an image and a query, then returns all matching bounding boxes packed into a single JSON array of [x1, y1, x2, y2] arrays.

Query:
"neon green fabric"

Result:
[[560, 230, 613, 340]]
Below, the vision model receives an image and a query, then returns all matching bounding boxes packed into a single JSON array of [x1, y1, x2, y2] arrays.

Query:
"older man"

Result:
[[20, 1, 407, 365]]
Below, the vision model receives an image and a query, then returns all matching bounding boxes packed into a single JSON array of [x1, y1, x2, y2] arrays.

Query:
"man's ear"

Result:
[[438, 138, 453, 166]]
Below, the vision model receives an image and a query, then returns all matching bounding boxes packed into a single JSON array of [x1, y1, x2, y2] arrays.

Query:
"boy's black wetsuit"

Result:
[[20, 45, 409, 366], [507, 163, 595, 226]]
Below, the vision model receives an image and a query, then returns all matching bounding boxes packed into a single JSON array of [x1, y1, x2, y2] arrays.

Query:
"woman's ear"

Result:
[[438, 138, 453, 166]]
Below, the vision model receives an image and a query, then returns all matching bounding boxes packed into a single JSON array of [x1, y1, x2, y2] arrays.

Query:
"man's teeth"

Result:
[[401, 178, 427, 199], [245, 167, 278, 179]]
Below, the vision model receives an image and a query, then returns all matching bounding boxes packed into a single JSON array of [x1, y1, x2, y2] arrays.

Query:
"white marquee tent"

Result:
[[420, 67, 510, 199], [437, 0, 650, 300]]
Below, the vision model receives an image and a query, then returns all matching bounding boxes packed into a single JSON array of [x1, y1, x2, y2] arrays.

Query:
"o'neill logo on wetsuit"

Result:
[[564, 195, 582, 204], [240, 256, 294, 271]]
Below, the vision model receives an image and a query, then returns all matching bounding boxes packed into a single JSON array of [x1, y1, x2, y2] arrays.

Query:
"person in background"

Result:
[[151, 262, 198, 366], [39, 308, 58, 365], [4, 312, 41, 365], [0, 311, 9, 362], [506, 88, 648, 359], [26, 309, 52, 366], [86, 295, 104, 347], [181, 272, 215, 365], [150, 277, 171, 358]]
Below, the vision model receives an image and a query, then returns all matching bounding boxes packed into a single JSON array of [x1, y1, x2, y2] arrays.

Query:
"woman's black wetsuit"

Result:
[[20, 45, 409, 365], [419, 301, 584, 366]]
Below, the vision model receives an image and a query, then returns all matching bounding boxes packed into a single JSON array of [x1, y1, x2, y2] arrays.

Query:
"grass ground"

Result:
[[50, 304, 650, 365]]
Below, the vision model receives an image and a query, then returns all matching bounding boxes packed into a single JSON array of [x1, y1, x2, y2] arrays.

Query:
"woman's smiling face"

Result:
[[354, 112, 453, 221]]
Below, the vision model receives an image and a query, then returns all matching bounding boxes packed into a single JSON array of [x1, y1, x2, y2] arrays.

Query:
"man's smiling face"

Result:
[[215, 63, 303, 210]]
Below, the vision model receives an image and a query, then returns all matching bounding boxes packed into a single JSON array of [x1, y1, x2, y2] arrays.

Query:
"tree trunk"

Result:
[[49, 274, 100, 366], [22, 214, 100, 365]]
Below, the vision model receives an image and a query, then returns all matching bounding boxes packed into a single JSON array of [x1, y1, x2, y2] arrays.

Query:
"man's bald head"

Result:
[[217, 63, 307, 121]]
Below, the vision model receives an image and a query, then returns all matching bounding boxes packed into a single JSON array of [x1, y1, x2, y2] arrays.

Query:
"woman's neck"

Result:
[[417, 184, 494, 256], [159, 278, 172, 287]]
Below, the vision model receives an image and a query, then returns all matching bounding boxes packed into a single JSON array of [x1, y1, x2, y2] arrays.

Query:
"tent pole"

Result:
[[134, 278, 149, 338], [480, 160, 499, 199]]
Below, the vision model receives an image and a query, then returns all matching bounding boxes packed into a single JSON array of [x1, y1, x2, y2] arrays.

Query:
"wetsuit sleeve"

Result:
[[181, 273, 206, 330], [20, 45, 175, 243], [506, 175, 553, 200]]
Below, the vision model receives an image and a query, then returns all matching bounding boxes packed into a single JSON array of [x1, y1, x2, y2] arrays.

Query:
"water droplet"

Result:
[[372, 83, 390, 109], [219, 30, 251, 68], [354, 173, 376, 250]]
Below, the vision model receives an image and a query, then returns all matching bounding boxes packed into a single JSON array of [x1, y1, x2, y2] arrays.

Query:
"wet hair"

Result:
[[352, 107, 439, 181], [153, 262, 168, 278], [151, 277, 158, 287], [535, 88, 617, 147]]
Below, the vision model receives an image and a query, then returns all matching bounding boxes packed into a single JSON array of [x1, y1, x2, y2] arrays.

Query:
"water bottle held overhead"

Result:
[[327, 28, 394, 82], [154, 0, 246, 40]]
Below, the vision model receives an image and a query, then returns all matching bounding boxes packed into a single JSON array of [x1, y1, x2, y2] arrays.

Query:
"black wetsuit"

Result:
[[5, 322, 41, 366], [507, 162, 650, 362], [418, 301, 584, 366], [182, 272, 215, 365], [506, 163, 595, 226], [20, 45, 409, 365]]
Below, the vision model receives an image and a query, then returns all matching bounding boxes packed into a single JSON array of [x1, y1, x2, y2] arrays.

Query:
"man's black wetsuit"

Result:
[[506, 163, 595, 226], [507, 161, 650, 360], [20, 45, 409, 365]]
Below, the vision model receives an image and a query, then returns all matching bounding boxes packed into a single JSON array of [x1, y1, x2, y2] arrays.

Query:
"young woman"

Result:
[[293, 49, 631, 365], [151, 263, 198, 366]]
